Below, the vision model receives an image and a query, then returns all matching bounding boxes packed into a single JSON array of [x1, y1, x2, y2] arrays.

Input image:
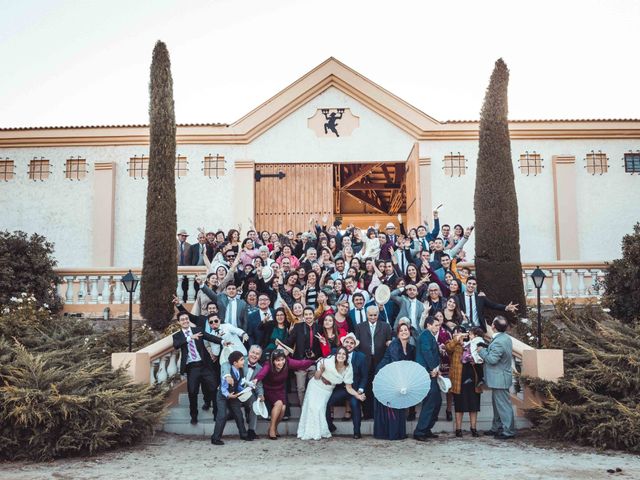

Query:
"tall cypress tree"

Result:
[[473, 59, 526, 316], [140, 41, 177, 330]]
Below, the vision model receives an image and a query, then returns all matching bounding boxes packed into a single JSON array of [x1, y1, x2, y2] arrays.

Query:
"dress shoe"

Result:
[[424, 432, 439, 439], [201, 403, 211, 411], [495, 433, 515, 440], [353, 433, 362, 439], [211, 438, 224, 445], [241, 436, 253, 441], [413, 435, 428, 442], [484, 430, 500, 436], [248, 429, 258, 440], [446, 410, 453, 421], [190, 418, 198, 425], [455, 429, 463, 437], [328, 422, 337, 433], [471, 428, 479, 438]]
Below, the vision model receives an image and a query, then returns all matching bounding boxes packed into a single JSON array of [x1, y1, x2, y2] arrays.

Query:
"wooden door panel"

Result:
[[255, 163, 333, 234], [405, 142, 422, 228]]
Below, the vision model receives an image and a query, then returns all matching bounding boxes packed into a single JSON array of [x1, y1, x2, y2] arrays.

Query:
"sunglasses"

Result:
[[209, 320, 220, 325]]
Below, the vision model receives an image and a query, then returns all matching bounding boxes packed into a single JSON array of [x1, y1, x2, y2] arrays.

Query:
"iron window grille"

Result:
[[128, 155, 149, 179], [623, 151, 640, 174], [519, 151, 544, 176], [28, 157, 51, 181], [443, 153, 467, 177], [175, 155, 189, 178], [0, 158, 15, 181], [584, 150, 609, 175], [65, 157, 88, 180], [203, 154, 226, 178]]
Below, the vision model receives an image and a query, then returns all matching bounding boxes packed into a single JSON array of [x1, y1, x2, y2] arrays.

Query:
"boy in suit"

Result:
[[172, 312, 224, 425], [414, 316, 442, 441]]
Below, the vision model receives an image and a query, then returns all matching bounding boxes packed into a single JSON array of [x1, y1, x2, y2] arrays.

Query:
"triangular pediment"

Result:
[[228, 57, 442, 141]]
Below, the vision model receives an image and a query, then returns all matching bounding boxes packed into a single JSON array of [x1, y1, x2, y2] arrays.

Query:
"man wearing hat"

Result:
[[325, 333, 368, 439], [177, 229, 191, 302]]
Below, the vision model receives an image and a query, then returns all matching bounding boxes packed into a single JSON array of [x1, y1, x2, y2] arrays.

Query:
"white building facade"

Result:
[[1, 58, 638, 268]]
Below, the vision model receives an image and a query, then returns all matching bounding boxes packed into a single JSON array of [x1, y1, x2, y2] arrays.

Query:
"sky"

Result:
[[1, 0, 639, 128]]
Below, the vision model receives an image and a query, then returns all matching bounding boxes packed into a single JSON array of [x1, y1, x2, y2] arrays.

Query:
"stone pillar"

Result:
[[92, 162, 116, 266], [551, 156, 579, 260], [419, 157, 432, 225], [234, 160, 255, 227]]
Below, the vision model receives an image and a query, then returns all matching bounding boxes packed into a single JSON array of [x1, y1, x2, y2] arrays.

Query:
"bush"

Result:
[[602, 223, 640, 324], [523, 303, 640, 452], [0, 296, 167, 461], [0, 230, 62, 313]]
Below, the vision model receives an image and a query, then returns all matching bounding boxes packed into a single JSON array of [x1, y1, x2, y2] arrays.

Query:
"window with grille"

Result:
[[624, 152, 640, 174], [0, 159, 14, 181], [584, 151, 609, 175], [175, 155, 188, 178], [518, 151, 543, 176], [442, 153, 467, 177], [128, 156, 149, 178], [28, 158, 50, 181], [203, 154, 226, 178], [65, 157, 87, 180]]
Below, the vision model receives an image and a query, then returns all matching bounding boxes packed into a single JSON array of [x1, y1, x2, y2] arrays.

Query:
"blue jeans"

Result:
[[414, 378, 441, 437], [326, 385, 362, 435]]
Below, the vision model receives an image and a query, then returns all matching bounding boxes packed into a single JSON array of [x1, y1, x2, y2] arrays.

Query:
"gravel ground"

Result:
[[2, 431, 638, 480]]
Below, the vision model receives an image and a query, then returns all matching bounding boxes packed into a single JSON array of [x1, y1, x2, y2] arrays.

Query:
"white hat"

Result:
[[261, 265, 274, 283], [437, 375, 452, 393], [385, 222, 396, 229], [177, 229, 189, 236], [238, 387, 253, 402], [253, 399, 268, 418], [374, 284, 391, 305], [341, 332, 360, 348]]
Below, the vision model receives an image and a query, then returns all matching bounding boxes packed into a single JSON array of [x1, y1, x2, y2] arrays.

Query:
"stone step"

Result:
[[162, 417, 531, 437]]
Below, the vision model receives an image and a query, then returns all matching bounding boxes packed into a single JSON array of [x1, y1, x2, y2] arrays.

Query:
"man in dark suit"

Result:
[[326, 333, 369, 438], [348, 293, 367, 331], [286, 306, 322, 405], [414, 316, 442, 441], [461, 276, 519, 332], [172, 312, 224, 425], [245, 293, 275, 347], [355, 305, 392, 418], [187, 232, 208, 267], [177, 229, 191, 301], [200, 282, 249, 331]]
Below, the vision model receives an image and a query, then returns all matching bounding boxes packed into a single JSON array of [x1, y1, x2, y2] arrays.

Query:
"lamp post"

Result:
[[121, 270, 139, 352], [531, 266, 546, 349]]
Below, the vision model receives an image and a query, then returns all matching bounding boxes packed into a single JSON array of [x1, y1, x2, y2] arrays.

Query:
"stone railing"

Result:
[[55, 261, 608, 314], [111, 334, 186, 406]]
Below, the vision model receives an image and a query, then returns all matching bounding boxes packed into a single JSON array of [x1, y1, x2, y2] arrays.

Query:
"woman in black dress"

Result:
[[373, 322, 416, 440]]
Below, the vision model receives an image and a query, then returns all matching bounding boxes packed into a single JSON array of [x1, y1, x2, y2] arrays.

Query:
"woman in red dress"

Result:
[[254, 350, 315, 439]]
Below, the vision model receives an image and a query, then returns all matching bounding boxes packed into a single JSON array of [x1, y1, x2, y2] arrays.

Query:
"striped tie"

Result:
[[187, 331, 198, 360]]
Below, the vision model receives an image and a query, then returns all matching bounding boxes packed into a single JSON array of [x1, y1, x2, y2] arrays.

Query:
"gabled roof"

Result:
[[1, 57, 640, 147]]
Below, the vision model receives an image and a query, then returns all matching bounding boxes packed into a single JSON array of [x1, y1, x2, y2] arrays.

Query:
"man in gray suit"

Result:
[[217, 345, 264, 441], [477, 316, 516, 439], [390, 283, 426, 335], [201, 282, 249, 331]]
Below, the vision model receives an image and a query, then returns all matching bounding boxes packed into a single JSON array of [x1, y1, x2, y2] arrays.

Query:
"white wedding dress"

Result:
[[297, 357, 354, 440]]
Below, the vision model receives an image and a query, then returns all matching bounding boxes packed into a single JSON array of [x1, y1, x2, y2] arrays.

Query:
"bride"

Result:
[[297, 346, 366, 440]]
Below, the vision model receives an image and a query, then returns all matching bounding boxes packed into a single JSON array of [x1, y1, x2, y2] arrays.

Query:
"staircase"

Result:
[[162, 391, 531, 437]]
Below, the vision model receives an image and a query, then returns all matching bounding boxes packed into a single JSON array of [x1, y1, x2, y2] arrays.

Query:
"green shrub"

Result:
[[0, 297, 167, 461], [602, 223, 640, 324], [523, 303, 640, 452], [0, 230, 62, 313]]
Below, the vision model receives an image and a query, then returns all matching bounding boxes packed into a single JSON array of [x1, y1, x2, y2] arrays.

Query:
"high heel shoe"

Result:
[[446, 410, 453, 421], [455, 429, 463, 437], [471, 428, 479, 438]]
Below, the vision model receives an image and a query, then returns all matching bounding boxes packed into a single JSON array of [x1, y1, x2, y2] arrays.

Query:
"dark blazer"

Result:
[[246, 308, 275, 347], [349, 350, 368, 391], [187, 242, 207, 266], [172, 327, 223, 374], [355, 320, 392, 369], [286, 321, 323, 360], [364, 300, 397, 327], [348, 307, 368, 332], [459, 293, 508, 332], [416, 330, 440, 372]]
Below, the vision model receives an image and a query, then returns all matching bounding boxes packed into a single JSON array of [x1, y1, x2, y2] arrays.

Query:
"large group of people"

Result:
[[172, 212, 520, 444]]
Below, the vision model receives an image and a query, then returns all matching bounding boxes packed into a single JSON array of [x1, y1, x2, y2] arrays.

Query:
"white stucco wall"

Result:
[[420, 138, 640, 263], [246, 86, 416, 163]]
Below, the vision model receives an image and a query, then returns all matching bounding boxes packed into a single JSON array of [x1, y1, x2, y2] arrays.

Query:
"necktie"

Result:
[[467, 295, 474, 325], [358, 309, 363, 325], [180, 242, 185, 265], [186, 330, 197, 360], [308, 324, 314, 349], [370, 324, 375, 355]]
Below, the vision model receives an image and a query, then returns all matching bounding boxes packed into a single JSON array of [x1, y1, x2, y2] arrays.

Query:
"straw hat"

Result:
[[253, 399, 269, 418], [374, 284, 391, 305], [437, 375, 452, 393], [341, 332, 360, 348]]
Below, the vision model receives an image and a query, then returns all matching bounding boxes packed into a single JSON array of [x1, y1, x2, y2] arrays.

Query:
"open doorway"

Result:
[[333, 162, 406, 228]]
